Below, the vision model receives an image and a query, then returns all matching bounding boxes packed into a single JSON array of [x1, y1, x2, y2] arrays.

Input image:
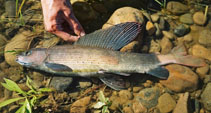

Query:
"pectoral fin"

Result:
[[99, 74, 129, 90], [147, 67, 169, 79], [45, 62, 73, 72]]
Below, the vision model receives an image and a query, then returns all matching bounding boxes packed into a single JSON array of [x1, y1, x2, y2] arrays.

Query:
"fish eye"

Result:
[[24, 50, 32, 56]]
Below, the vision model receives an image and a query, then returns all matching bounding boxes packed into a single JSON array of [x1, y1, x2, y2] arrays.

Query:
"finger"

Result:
[[63, 12, 85, 36], [53, 30, 80, 42]]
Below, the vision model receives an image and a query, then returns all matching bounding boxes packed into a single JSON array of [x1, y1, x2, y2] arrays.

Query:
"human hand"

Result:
[[41, 0, 85, 42]]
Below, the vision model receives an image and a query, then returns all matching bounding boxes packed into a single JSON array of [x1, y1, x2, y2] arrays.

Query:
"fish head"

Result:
[[16, 48, 48, 68]]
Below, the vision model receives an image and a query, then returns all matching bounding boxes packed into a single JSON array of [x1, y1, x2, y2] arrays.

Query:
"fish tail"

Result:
[[171, 44, 206, 67]]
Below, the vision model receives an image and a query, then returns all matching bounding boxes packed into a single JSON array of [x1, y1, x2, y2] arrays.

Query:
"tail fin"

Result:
[[171, 44, 206, 67]]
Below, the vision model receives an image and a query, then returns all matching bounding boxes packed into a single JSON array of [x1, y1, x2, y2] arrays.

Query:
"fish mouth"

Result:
[[16, 56, 32, 67]]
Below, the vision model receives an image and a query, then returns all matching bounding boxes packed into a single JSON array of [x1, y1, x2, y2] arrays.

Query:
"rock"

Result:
[[49, 77, 73, 92], [204, 74, 211, 84], [162, 31, 174, 40], [31, 72, 44, 88], [192, 44, 211, 61], [149, 39, 161, 53], [198, 29, 211, 47], [70, 96, 91, 113], [173, 92, 190, 113], [72, 1, 97, 25], [4, 30, 33, 66], [132, 87, 143, 93], [36, 33, 60, 48], [120, 41, 139, 52], [151, 13, 160, 22], [123, 106, 133, 113], [174, 24, 190, 37], [135, 87, 160, 109], [79, 79, 92, 89], [193, 12, 207, 25], [154, 23, 162, 36], [183, 34, 193, 42], [166, 1, 189, 14], [0, 34, 7, 57], [102, 7, 145, 29], [179, 13, 194, 25], [132, 100, 147, 113], [201, 83, 211, 111], [157, 93, 176, 113], [160, 37, 173, 54], [0, 61, 9, 70], [119, 90, 133, 100], [158, 17, 165, 30], [196, 64, 209, 79], [146, 21, 156, 35], [160, 64, 199, 92]]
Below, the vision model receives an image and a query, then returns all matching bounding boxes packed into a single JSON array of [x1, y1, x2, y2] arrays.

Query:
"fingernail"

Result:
[[80, 32, 85, 36]]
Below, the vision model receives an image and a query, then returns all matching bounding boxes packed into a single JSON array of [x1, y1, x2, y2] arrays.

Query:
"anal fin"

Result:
[[99, 74, 129, 90], [147, 66, 169, 79]]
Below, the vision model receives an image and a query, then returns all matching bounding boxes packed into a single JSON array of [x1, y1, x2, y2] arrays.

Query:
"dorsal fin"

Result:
[[74, 22, 142, 50]]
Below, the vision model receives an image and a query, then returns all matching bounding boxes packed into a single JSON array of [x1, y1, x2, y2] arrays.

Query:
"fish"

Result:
[[16, 22, 206, 90]]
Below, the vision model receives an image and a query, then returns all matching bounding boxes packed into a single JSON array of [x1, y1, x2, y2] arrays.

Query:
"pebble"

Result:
[[79, 79, 92, 89], [49, 76, 73, 92], [154, 23, 162, 36], [158, 17, 166, 30], [183, 34, 193, 42], [174, 24, 190, 37], [193, 12, 207, 25], [132, 86, 143, 93], [160, 37, 173, 54], [157, 93, 176, 113], [120, 41, 139, 52], [70, 96, 91, 113], [119, 90, 133, 100], [173, 92, 190, 113], [196, 64, 209, 79], [201, 83, 211, 111], [160, 64, 199, 92], [192, 44, 211, 61], [166, 1, 189, 14], [179, 13, 194, 25], [132, 100, 147, 113], [149, 39, 161, 53], [135, 87, 160, 109], [151, 13, 160, 22], [204, 75, 211, 84], [162, 31, 174, 40], [0, 34, 7, 57], [198, 29, 211, 47], [0, 61, 9, 70], [146, 21, 156, 35], [4, 30, 32, 66]]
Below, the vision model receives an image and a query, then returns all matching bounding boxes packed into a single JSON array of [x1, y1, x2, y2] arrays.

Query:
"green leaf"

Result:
[[1, 83, 12, 91], [99, 91, 106, 103], [25, 98, 32, 113], [30, 96, 37, 107], [93, 102, 105, 109], [0, 97, 25, 108], [3, 78, 26, 95], [38, 88, 53, 92], [15, 104, 25, 113], [26, 76, 34, 91], [102, 106, 110, 113]]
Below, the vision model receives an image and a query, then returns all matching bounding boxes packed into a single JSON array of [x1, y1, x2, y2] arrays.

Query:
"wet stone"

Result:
[[157, 93, 176, 113], [119, 90, 133, 100], [162, 31, 174, 40], [198, 29, 211, 47], [201, 83, 211, 111], [70, 96, 91, 113], [196, 64, 209, 79], [155, 23, 161, 37], [49, 76, 73, 92], [193, 12, 207, 26], [79, 79, 92, 89], [0, 34, 7, 57], [160, 64, 199, 92], [158, 17, 165, 30], [149, 39, 161, 53], [160, 37, 173, 54], [146, 21, 156, 35], [179, 13, 194, 25], [173, 92, 190, 113], [174, 24, 190, 37], [151, 13, 160, 22], [135, 87, 160, 109], [192, 44, 211, 61], [166, 1, 189, 14]]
